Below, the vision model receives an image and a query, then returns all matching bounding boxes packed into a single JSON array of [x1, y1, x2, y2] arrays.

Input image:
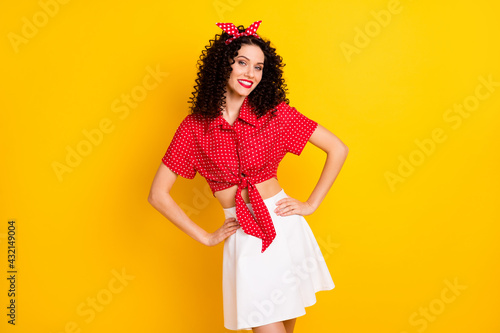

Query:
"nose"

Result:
[[245, 66, 255, 78]]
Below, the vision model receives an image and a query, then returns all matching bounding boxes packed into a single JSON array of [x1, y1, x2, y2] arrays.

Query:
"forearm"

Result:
[[306, 144, 349, 211], [148, 191, 209, 245]]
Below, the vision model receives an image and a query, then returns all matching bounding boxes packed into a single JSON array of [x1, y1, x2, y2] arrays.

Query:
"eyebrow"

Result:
[[236, 55, 264, 65]]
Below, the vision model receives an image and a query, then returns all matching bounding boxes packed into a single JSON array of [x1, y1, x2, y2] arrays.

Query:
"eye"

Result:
[[255, 66, 263, 71], [238, 60, 246, 66]]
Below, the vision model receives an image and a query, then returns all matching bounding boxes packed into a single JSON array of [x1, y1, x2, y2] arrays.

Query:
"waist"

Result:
[[216, 177, 282, 209], [222, 188, 287, 213]]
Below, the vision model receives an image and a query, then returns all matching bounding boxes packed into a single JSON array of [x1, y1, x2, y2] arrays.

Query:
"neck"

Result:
[[223, 92, 246, 117]]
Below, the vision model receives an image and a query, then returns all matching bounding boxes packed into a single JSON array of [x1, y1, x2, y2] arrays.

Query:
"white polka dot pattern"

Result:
[[162, 96, 318, 252], [215, 20, 262, 45]]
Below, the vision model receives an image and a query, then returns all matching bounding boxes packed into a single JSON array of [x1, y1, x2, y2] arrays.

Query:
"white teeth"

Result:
[[238, 80, 252, 87]]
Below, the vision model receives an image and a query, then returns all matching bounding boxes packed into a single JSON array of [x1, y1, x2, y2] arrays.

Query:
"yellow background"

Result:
[[1, 0, 499, 332]]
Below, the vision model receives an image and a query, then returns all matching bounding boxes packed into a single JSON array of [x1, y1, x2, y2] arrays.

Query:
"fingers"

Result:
[[275, 200, 291, 215], [225, 227, 238, 237], [222, 217, 240, 235], [279, 207, 295, 216], [275, 200, 301, 216], [225, 217, 240, 228]]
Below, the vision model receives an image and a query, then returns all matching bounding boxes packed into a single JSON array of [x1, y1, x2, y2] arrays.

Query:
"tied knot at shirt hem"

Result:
[[234, 174, 277, 253]]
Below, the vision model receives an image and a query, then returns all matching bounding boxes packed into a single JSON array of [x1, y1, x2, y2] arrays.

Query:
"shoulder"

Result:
[[274, 101, 292, 112], [267, 101, 292, 119], [176, 113, 206, 130], [273, 101, 307, 115], [180, 113, 203, 124], [272, 101, 318, 128], [272, 101, 304, 120], [173, 113, 216, 138]]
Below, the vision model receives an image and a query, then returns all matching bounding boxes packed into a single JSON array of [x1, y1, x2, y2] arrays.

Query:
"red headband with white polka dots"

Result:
[[215, 20, 262, 45]]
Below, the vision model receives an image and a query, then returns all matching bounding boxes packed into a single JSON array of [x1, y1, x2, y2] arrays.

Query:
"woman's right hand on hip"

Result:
[[204, 217, 240, 247]]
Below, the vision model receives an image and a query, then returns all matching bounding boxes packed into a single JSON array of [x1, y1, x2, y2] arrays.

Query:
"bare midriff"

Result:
[[214, 177, 282, 209]]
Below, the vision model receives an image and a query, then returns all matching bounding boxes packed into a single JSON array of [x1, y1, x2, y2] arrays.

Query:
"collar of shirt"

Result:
[[207, 96, 258, 132]]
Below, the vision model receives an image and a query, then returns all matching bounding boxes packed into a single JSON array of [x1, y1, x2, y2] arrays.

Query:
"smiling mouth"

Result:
[[238, 80, 253, 88]]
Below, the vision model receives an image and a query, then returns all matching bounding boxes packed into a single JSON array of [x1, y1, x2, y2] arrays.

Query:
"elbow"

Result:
[[338, 139, 349, 155], [148, 187, 172, 209], [327, 141, 349, 156], [147, 193, 155, 208], [148, 189, 160, 208], [341, 145, 349, 159]]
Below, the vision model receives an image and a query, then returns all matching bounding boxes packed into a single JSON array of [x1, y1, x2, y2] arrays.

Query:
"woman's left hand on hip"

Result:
[[274, 196, 315, 216]]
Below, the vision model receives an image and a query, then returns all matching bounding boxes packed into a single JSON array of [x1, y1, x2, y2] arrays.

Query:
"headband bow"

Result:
[[215, 20, 262, 45]]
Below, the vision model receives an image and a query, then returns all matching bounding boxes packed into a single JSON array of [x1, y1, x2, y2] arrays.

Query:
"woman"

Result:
[[148, 20, 348, 333]]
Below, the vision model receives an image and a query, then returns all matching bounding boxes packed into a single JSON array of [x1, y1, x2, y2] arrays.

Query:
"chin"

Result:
[[227, 83, 256, 98], [240, 87, 255, 95]]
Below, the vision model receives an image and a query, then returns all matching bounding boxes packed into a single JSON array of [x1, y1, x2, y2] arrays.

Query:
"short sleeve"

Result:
[[280, 104, 318, 155], [161, 116, 197, 179]]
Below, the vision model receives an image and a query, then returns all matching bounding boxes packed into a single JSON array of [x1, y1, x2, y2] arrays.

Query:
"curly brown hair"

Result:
[[188, 24, 290, 119]]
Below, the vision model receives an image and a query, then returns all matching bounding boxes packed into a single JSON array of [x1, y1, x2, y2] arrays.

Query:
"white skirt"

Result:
[[222, 188, 335, 331]]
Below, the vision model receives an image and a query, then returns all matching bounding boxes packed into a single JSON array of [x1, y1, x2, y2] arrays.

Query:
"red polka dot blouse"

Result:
[[162, 96, 318, 253]]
